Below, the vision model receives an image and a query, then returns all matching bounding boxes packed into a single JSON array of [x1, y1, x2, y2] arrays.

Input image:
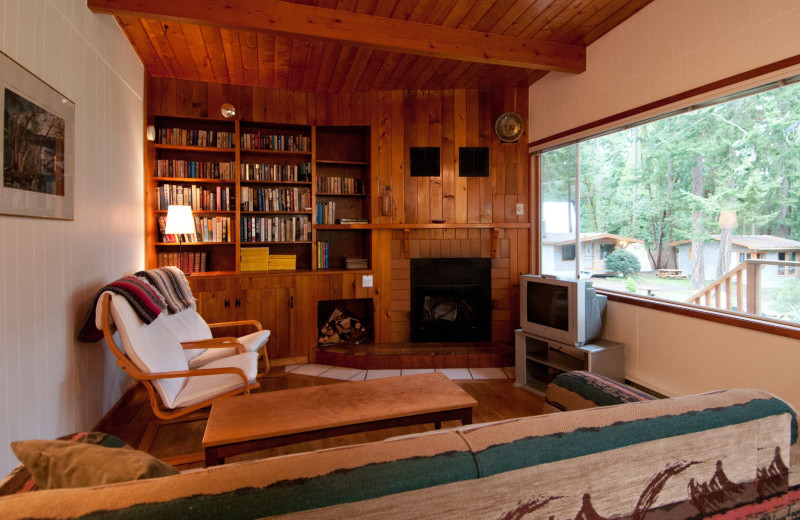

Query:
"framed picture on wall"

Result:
[[1, 51, 74, 220]]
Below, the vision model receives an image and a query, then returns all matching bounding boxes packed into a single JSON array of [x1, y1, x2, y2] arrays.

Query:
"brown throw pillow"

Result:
[[10, 439, 179, 489]]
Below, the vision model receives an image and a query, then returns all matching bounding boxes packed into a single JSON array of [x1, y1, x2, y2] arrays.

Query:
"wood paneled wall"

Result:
[[148, 77, 530, 344]]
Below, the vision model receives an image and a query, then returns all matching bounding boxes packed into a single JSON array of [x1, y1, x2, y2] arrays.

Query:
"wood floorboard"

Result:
[[100, 368, 543, 471]]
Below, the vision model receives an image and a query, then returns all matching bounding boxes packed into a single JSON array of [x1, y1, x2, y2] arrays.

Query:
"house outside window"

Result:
[[537, 76, 800, 326]]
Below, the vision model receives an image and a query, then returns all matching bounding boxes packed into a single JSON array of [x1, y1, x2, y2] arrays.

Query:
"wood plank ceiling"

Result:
[[89, 0, 654, 92]]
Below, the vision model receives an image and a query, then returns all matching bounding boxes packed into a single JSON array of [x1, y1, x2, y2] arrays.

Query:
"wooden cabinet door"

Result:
[[195, 289, 239, 337], [237, 274, 300, 363], [261, 285, 296, 361]]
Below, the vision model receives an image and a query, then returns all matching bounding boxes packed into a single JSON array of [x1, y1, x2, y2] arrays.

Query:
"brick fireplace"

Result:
[[389, 228, 520, 345]]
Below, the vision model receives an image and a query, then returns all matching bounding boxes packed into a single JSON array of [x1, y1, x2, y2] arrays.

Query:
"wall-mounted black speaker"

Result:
[[459, 147, 489, 177], [410, 147, 441, 177]]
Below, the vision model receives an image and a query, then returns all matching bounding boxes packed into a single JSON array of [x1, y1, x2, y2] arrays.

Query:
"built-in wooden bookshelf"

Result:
[[146, 117, 371, 274], [314, 126, 371, 270]]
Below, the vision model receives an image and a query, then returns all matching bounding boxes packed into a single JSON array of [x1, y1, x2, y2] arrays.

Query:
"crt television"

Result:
[[520, 275, 606, 346]]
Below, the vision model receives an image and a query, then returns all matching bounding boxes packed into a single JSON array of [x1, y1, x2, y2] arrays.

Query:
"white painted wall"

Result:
[[0, 1, 143, 474], [530, 0, 800, 411], [531, 0, 800, 143], [604, 301, 800, 411]]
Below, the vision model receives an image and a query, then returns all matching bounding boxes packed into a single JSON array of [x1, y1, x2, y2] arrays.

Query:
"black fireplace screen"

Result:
[[410, 259, 491, 342]]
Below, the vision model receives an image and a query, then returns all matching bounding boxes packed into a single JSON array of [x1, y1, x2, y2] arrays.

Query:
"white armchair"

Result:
[[99, 292, 259, 420]]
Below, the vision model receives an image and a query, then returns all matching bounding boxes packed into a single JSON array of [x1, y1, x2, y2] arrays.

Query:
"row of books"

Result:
[[240, 132, 310, 152], [316, 241, 329, 268], [315, 201, 336, 224], [316, 176, 365, 194], [240, 215, 311, 243], [240, 186, 311, 213], [158, 215, 232, 243], [156, 252, 208, 273], [155, 160, 236, 180], [240, 163, 311, 182], [157, 127, 235, 148], [157, 184, 235, 212]]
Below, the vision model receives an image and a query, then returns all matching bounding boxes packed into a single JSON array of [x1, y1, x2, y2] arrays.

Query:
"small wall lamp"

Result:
[[220, 103, 237, 118]]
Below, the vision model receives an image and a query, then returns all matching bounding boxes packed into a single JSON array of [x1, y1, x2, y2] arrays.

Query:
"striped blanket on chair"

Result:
[[77, 276, 166, 342], [135, 267, 195, 314]]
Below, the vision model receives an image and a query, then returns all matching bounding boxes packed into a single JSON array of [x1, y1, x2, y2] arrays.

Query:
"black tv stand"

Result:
[[514, 329, 624, 395]]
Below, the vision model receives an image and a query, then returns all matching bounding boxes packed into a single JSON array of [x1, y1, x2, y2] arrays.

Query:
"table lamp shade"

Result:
[[165, 205, 195, 235]]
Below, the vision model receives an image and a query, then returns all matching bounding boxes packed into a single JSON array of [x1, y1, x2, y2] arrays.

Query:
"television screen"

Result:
[[526, 282, 569, 331]]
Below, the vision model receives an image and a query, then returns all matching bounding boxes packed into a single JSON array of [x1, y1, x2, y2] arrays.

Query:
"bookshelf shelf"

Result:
[[240, 180, 312, 186], [241, 149, 311, 157], [155, 210, 236, 215], [155, 144, 236, 153], [153, 177, 235, 186], [241, 241, 314, 245], [316, 159, 369, 166], [156, 242, 235, 246]]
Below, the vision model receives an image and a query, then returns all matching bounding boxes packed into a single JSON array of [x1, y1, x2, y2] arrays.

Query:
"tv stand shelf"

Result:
[[514, 329, 624, 395]]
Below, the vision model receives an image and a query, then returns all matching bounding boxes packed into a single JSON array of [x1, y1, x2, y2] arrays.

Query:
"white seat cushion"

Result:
[[172, 352, 258, 408], [106, 293, 188, 409]]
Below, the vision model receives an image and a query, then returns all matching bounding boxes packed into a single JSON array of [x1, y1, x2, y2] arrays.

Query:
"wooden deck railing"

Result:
[[686, 259, 800, 315]]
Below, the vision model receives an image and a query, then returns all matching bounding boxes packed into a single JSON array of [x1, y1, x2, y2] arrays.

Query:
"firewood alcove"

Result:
[[317, 299, 375, 347]]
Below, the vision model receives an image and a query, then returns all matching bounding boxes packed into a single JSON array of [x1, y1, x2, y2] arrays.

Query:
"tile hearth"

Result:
[[284, 364, 514, 382]]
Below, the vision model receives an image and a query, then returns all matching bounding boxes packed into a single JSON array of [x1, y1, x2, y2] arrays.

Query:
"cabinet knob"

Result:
[[290, 296, 294, 309], [235, 298, 241, 308], [224, 299, 230, 309]]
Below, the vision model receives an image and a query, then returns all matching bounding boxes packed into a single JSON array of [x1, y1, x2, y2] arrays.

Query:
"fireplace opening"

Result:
[[410, 258, 491, 343]]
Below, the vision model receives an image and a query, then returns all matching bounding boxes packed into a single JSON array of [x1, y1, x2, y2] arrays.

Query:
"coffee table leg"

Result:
[[434, 420, 442, 429], [205, 447, 221, 467]]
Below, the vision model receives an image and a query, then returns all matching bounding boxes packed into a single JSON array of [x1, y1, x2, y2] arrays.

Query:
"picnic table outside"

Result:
[[655, 269, 688, 279]]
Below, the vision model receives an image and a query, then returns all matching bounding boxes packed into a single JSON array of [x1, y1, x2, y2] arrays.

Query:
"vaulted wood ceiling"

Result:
[[88, 0, 654, 92]]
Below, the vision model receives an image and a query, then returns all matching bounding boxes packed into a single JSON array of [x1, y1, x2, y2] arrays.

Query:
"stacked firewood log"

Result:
[[318, 308, 369, 345]]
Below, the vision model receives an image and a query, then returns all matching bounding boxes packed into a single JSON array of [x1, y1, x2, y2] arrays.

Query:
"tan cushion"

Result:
[[10, 440, 179, 489]]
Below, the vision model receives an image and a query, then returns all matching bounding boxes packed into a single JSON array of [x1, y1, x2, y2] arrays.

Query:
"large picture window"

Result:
[[538, 76, 800, 326]]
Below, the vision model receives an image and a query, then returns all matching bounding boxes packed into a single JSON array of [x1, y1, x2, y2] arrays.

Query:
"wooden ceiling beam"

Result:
[[87, 0, 586, 73]]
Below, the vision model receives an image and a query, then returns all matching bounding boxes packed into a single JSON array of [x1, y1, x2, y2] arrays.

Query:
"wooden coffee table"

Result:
[[202, 372, 477, 466]]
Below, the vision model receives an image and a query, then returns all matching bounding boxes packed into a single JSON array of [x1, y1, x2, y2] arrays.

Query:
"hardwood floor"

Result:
[[100, 369, 543, 471]]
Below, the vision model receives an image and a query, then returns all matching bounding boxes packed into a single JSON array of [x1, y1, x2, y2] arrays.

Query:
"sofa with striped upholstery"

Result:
[[1, 385, 798, 519]]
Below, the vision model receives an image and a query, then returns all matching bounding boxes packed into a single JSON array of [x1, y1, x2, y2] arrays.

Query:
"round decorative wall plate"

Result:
[[494, 111, 525, 143]]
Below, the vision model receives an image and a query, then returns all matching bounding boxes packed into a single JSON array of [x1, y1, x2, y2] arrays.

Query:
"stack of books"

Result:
[[240, 247, 270, 271], [345, 257, 368, 270], [269, 254, 296, 270]]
